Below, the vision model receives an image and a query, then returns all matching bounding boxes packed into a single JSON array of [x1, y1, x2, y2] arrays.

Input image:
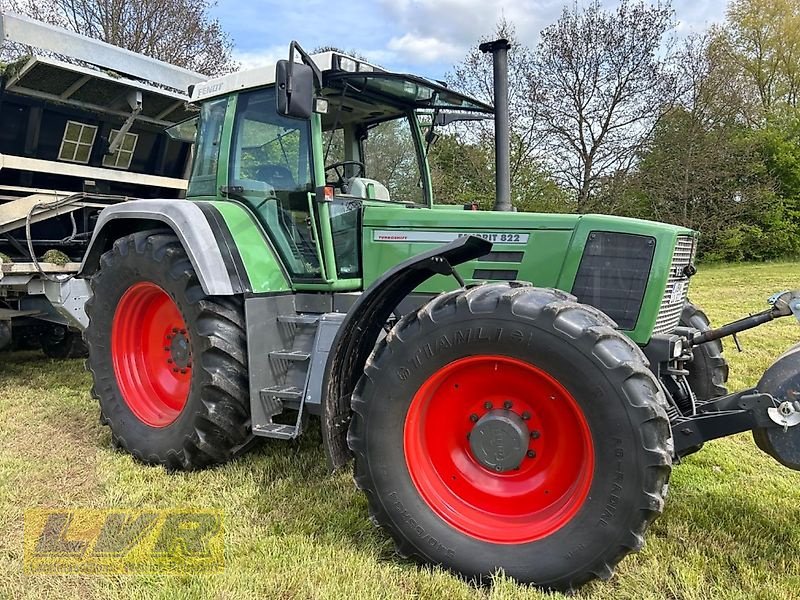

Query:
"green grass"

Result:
[[2, 261, 800, 599]]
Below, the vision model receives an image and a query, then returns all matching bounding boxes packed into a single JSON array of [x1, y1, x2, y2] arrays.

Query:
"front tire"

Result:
[[349, 283, 672, 590], [84, 231, 252, 470], [680, 300, 728, 402]]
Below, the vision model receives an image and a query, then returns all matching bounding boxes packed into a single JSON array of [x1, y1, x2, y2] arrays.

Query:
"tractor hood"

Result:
[[360, 206, 697, 344]]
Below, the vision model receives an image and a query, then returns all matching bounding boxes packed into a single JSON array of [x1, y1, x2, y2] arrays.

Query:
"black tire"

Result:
[[680, 300, 728, 401], [84, 231, 253, 470], [349, 283, 672, 590], [40, 326, 88, 359]]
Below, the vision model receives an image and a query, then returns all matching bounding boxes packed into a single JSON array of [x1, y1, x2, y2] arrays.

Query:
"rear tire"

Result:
[[349, 283, 672, 590], [84, 231, 253, 470], [680, 300, 728, 401]]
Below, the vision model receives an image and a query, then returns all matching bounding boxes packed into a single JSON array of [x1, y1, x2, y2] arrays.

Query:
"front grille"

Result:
[[652, 236, 696, 335], [571, 232, 656, 330]]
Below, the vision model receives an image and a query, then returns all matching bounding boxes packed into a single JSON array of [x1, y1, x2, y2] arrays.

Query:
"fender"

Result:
[[321, 235, 493, 470], [79, 200, 290, 295]]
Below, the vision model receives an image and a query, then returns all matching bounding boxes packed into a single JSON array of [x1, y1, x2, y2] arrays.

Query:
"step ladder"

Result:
[[252, 312, 320, 440]]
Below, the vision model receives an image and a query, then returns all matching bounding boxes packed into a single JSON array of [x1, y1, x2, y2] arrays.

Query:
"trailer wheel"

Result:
[[84, 231, 252, 470], [680, 300, 728, 401], [40, 325, 88, 359], [349, 283, 672, 590]]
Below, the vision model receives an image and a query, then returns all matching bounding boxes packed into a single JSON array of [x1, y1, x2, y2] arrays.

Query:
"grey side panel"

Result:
[[78, 200, 236, 295], [246, 295, 297, 424], [245, 295, 344, 439]]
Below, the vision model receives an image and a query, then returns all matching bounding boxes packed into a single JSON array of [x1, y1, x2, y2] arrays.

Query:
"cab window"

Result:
[[229, 87, 320, 279], [188, 97, 226, 196], [322, 115, 424, 204], [362, 117, 423, 203]]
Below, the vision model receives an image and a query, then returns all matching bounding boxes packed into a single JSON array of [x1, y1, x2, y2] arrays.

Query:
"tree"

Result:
[[2, 0, 236, 76], [600, 32, 795, 260], [533, 0, 680, 211], [725, 0, 800, 112], [630, 109, 775, 247]]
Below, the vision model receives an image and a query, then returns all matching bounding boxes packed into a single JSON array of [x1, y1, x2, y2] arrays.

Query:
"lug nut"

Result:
[[483, 401, 492, 410], [522, 411, 531, 420], [167, 358, 173, 364], [527, 450, 537, 459], [164, 346, 170, 351], [180, 369, 187, 374], [503, 400, 513, 409], [172, 328, 179, 333], [469, 414, 479, 423], [173, 368, 179, 373], [530, 430, 540, 439], [180, 329, 187, 334]]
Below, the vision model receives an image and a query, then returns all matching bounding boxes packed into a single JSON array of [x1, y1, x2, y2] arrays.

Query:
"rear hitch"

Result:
[[688, 289, 800, 347]]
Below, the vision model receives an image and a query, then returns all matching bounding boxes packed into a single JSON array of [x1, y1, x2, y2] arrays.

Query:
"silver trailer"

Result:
[[0, 12, 200, 355]]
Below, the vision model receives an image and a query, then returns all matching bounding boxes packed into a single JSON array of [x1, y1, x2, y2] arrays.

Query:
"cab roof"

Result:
[[189, 50, 493, 114]]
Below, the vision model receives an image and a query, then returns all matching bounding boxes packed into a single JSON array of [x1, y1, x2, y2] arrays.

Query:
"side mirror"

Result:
[[276, 60, 314, 119]]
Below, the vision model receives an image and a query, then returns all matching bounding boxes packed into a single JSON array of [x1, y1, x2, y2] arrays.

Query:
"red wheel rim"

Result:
[[403, 355, 594, 544], [111, 282, 191, 427]]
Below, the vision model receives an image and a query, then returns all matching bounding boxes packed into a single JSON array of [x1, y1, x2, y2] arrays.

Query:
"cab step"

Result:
[[252, 423, 300, 440], [261, 385, 304, 400], [269, 349, 311, 361], [277, 314, 320, 325]]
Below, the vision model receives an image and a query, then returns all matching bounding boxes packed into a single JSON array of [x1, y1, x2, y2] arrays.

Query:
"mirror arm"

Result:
[[288, 40, 323, 91]]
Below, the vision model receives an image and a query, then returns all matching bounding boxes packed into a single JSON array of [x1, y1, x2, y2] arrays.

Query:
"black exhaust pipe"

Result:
[[479, 38, 512, 212]]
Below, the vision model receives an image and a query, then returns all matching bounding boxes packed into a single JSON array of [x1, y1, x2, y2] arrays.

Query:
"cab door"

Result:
[[226, 86, 325, 282]]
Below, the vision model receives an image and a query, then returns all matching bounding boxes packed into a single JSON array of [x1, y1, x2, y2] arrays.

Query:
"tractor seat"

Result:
[[256, 164, 296, 190], [347, 177, 391, 201]]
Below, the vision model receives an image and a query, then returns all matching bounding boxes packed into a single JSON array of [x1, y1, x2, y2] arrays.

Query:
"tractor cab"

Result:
[[184, 49, 492, 289]]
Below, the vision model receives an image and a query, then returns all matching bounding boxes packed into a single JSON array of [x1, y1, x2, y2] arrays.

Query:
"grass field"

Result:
[[2, 261, 800, 600]]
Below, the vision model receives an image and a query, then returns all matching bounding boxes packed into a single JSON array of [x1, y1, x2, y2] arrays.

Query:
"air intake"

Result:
[[571, 232, 656, 330]]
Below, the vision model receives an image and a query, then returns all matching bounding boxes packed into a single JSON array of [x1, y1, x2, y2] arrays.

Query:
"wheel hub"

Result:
[[168, 330, 191, 369], [469, 409, 529, 472]]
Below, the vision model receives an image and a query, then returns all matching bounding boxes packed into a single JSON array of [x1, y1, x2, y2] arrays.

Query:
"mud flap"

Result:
[[753, 342, 800, 470], [321, 235, 492, 470]]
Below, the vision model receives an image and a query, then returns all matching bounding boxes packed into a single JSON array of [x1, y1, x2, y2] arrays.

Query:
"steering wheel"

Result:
[[325, 160, 366, 192]]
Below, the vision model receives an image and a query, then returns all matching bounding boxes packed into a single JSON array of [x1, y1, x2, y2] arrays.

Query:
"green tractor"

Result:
[[78, 41, 800, 590]]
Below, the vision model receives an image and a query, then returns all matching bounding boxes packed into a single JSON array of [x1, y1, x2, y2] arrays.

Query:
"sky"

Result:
[[211, 0, 730, 78]]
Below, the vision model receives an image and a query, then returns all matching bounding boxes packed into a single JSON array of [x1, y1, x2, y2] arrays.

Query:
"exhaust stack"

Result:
[[479, 38, 512, 212]]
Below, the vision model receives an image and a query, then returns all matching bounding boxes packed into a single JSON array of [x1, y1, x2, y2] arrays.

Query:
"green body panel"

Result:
[[199, 200, 291, 293], [361, 205, 694, 344]]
